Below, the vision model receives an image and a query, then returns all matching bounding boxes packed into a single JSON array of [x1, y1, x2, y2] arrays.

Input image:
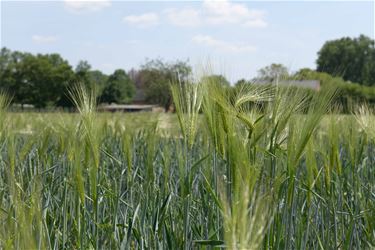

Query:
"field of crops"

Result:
[[0, 83, 374, 249]]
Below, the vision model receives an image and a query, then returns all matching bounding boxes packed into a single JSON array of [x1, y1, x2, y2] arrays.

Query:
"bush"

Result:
[[294, 68, 375, 112]]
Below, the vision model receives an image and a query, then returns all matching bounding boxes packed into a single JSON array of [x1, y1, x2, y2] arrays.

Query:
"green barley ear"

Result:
[[171, 81, 203, 149], [68, 82, 102, 248], [0, 91, 11, 140], [221, 174, 273, 250], [201, 76, 235, 146], [234, 83, 274, 109], [233, 83, 274, 140], [68, 82, 97, 118], [355, 104, 375, 141], [68, 82, 100, 167], [68, 82, 101, 170], [0, 91, 10, 110], [288, 85, 337, 170]]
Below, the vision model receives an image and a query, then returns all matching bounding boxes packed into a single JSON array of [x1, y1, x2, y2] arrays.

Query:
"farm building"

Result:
[[97, 104, 158, 112]]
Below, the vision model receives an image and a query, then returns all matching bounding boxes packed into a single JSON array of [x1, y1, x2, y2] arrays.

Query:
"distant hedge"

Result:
[[294, 68, 375, 112], [235, 69, 375, 113]]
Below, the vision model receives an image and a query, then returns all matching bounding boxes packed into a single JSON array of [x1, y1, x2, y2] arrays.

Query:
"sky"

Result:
[[1, 0, 374, 82]]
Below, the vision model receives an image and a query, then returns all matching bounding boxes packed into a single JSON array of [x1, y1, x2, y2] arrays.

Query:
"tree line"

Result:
[[0, 47, 193, 109], [0, 34, 374, 109]]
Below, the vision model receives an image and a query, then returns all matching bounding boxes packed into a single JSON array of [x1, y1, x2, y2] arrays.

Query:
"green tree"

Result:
[[139, 59, 192, 111], [234, 78, 249, 87], [0, 49, 30, 104], [75, 60, 91, 73], [0, 48, 75, 108], [0, 48, 12, 80], [293, 68, 343, 85], [317, 34, 375, 86], [75, 60, 92, 88], [256, 63, 289, 82], [57, 68, 108, 108], [100, 69, 135, 104], [201, 74, 230, 87], [27, 53, 75, 108], [293, 68, 375, 111], [89, 70, 108, 92]]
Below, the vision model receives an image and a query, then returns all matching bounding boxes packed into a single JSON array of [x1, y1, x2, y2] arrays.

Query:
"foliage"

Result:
[[138, 58, 192, 111], [0, 48, 75, 108], [99, 69, 135, 104], [1, 80, 374, 249], [234, 78, 249, 87], [88, 70, 108, 92], [58, 66, 110, 108], [200, 74, 230, 87], [74, 60, 92, 88], [317, 34, 375, 86], [294, 68, 375, 111], [256, 63, 289, 82]]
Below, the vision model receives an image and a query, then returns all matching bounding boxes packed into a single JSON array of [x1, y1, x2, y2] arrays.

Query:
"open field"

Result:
[[0, 84, 374, 249]]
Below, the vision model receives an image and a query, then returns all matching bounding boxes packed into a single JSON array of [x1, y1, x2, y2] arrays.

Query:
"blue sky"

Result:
[[1, 0, 374, 82]]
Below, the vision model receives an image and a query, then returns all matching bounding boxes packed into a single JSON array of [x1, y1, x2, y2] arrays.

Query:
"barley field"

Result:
[[0, 83, 374, 249]]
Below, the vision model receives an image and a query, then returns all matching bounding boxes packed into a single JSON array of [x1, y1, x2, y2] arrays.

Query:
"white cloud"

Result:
[[192, 35, 256, 53], [32, 35, 58, 44], [163, 0, 267, 28], [164, 8, 201, 27], [202, 0, 267, 28], [123, 0, 267, 29], [123, 13, 159, 28], [64, 0, 111, 13]]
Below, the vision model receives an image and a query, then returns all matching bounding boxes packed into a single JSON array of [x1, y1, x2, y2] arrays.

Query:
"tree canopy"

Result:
[[293, 68, 375, 110], [0, 48, 75, 108], [100, 69, 135, 104], [201, 74, 230, 87], [316, 34, 375, 86], [256, 63, 289, 82], [1, 34, 375, 111], [138, 59, 192, 111]]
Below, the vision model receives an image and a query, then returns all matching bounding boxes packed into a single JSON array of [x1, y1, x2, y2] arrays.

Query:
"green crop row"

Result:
[[0, 82, 374, 249]]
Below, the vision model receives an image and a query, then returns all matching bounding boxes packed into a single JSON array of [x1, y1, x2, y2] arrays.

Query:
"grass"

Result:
[[0, 83, 374, 249]]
